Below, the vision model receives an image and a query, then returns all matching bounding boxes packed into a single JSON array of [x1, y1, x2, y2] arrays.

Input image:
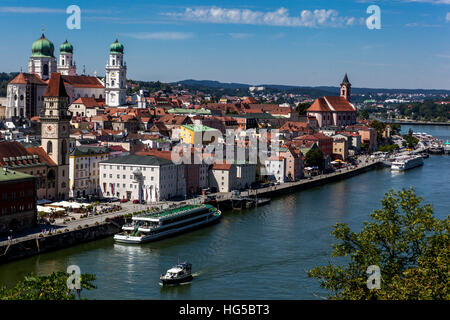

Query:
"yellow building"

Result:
[[180, 124, 220, 145]]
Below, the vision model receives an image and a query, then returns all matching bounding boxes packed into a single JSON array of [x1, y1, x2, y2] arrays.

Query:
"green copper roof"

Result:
[[110, 39, 124, 54], [60, 40, 73, 54], [168, 108, 211, 115], [0, 169, 35, 183], [182, 124, 218, 132], [31, 33, 55, 58]]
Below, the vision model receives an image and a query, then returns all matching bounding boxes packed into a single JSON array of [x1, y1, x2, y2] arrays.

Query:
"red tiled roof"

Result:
[[212, 162, 232, 170], [0, 142, 56, 167], [72, 97, 103, 108], [26, 147, 57, 166], [307, 97, 330, 112], [10, 73, 46, 85], [62, 75, 104, 88], [44, 73, 68, 97], [308, 96, 356, 112]]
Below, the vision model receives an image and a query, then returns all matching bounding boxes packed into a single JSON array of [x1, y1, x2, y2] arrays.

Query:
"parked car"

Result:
[[120, 199, 129, 203], [132, 200, 140, 204]]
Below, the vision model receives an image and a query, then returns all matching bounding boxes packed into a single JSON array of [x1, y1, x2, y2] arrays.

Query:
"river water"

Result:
[[0, 125, 448, 299]]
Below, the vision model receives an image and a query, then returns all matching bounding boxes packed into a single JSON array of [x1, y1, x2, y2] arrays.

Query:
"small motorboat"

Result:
[[160, 262, 193, 286]]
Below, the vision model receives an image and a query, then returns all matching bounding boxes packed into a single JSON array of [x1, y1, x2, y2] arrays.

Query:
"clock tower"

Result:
[[41, 72, 71, 199]]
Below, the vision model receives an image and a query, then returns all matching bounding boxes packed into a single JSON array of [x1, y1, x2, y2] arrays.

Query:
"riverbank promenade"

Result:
[[0, 155, 382, 252]]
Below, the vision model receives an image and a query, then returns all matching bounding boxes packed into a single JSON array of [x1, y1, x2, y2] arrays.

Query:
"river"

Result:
[[0, 124, 448, 299]]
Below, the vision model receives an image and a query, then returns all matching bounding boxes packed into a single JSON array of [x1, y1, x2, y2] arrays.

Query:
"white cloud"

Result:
[[229, 33, 253, 39], [121, 32, 194, 40], [0, 6, 64, 13], [164, 7, 361, 28], [446, 12, 450, 21]]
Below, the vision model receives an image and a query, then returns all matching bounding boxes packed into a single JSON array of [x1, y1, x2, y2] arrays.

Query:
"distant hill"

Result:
[[173, 79, 450, 96]]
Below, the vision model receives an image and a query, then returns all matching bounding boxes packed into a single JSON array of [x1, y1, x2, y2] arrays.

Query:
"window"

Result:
[[47, 141, 53, 154]]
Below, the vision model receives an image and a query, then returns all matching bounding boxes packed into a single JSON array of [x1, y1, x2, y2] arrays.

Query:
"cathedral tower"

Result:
[[57, 40, 76, 75], [28, 32, 57, 80], [105, 39, 127, 107], [41, 73, 71, 199], [340, 73, 351, 102]]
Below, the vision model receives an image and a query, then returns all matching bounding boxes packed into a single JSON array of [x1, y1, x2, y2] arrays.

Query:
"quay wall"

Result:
[[0, 162, 383, 264], [216, 162, 383, 211], [0, 218, 125, 265]]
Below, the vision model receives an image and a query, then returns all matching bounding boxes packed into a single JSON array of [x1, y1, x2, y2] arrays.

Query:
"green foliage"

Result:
[[0, 72, 19, 97], [369, 119, 387, 143], [308, 188, 449, 300], [396, 100, 449, 122], [304, 147, 324, 169], [402, 131, 419, 148], [390, 123, 401, 135], [296, 102, 311, 115], [378, 144, 399, 152], [0, 271, 96, 300], [360, 110, 370, 120]]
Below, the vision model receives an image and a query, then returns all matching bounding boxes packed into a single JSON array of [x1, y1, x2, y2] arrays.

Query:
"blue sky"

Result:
[[0, 0, 449, 89]]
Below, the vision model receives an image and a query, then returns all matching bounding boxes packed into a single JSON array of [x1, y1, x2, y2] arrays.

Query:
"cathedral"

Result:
[[5, 31, 127, 120]]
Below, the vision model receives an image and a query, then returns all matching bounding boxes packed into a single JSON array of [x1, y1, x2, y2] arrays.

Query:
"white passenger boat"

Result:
[[114, 204, 222, 244], [391, 155, 424, 171]]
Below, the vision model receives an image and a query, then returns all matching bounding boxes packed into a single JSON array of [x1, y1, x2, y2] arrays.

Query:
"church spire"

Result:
[[340, 73, 351, 101]]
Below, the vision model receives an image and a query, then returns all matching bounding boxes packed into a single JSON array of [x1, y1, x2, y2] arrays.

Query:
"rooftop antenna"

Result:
[[83, 65, 86, 75]]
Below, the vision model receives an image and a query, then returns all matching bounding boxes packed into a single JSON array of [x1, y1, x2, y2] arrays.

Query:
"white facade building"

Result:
[[69, 146, 110, 198], [264, 157, 286, 183], [99, 155, 186, 202]]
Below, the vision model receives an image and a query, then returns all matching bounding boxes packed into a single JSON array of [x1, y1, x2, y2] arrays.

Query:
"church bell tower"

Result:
[[340, 73, 351, 102]]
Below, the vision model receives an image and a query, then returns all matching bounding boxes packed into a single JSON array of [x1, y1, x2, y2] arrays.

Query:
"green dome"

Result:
[[60, 40, 73, 54], [110, 39, 124, 54], [31, 33, 54, 58]]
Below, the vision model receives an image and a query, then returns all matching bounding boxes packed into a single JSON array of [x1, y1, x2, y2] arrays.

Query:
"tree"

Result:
[[369, 119, 387, 143], [360, 110, 370, 120], [296, 103, 311, 116], [304, 147, 324, 170], [0, 271, 96, 300], [390, 123, 401, 135], [308, 188, 449, 300]]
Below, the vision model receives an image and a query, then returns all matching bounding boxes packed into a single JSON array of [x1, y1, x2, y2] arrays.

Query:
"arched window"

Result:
[[47, 141, 53, 154], [43, 64, 49, 76], [99, 94, 103, 99]]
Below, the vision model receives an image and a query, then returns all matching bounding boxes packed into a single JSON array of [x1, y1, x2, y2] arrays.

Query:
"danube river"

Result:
[[0, 125, 448, 299]]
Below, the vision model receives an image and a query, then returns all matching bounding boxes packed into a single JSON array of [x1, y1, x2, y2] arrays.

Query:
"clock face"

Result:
[[44, 124, 56, 137]]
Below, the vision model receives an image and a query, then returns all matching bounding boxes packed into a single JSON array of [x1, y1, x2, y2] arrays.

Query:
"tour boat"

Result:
[[160, 262, 193, 286], [391, 155, 424, 171], [113, 204, 222, 244]]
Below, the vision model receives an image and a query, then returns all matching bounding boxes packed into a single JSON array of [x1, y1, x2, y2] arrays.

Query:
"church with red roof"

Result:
[[306, 74, 357, 128]]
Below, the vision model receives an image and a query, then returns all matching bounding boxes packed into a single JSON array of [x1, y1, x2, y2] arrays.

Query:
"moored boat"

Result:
[[114, 204, 222, 244], [391, 155, 424, 171]]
